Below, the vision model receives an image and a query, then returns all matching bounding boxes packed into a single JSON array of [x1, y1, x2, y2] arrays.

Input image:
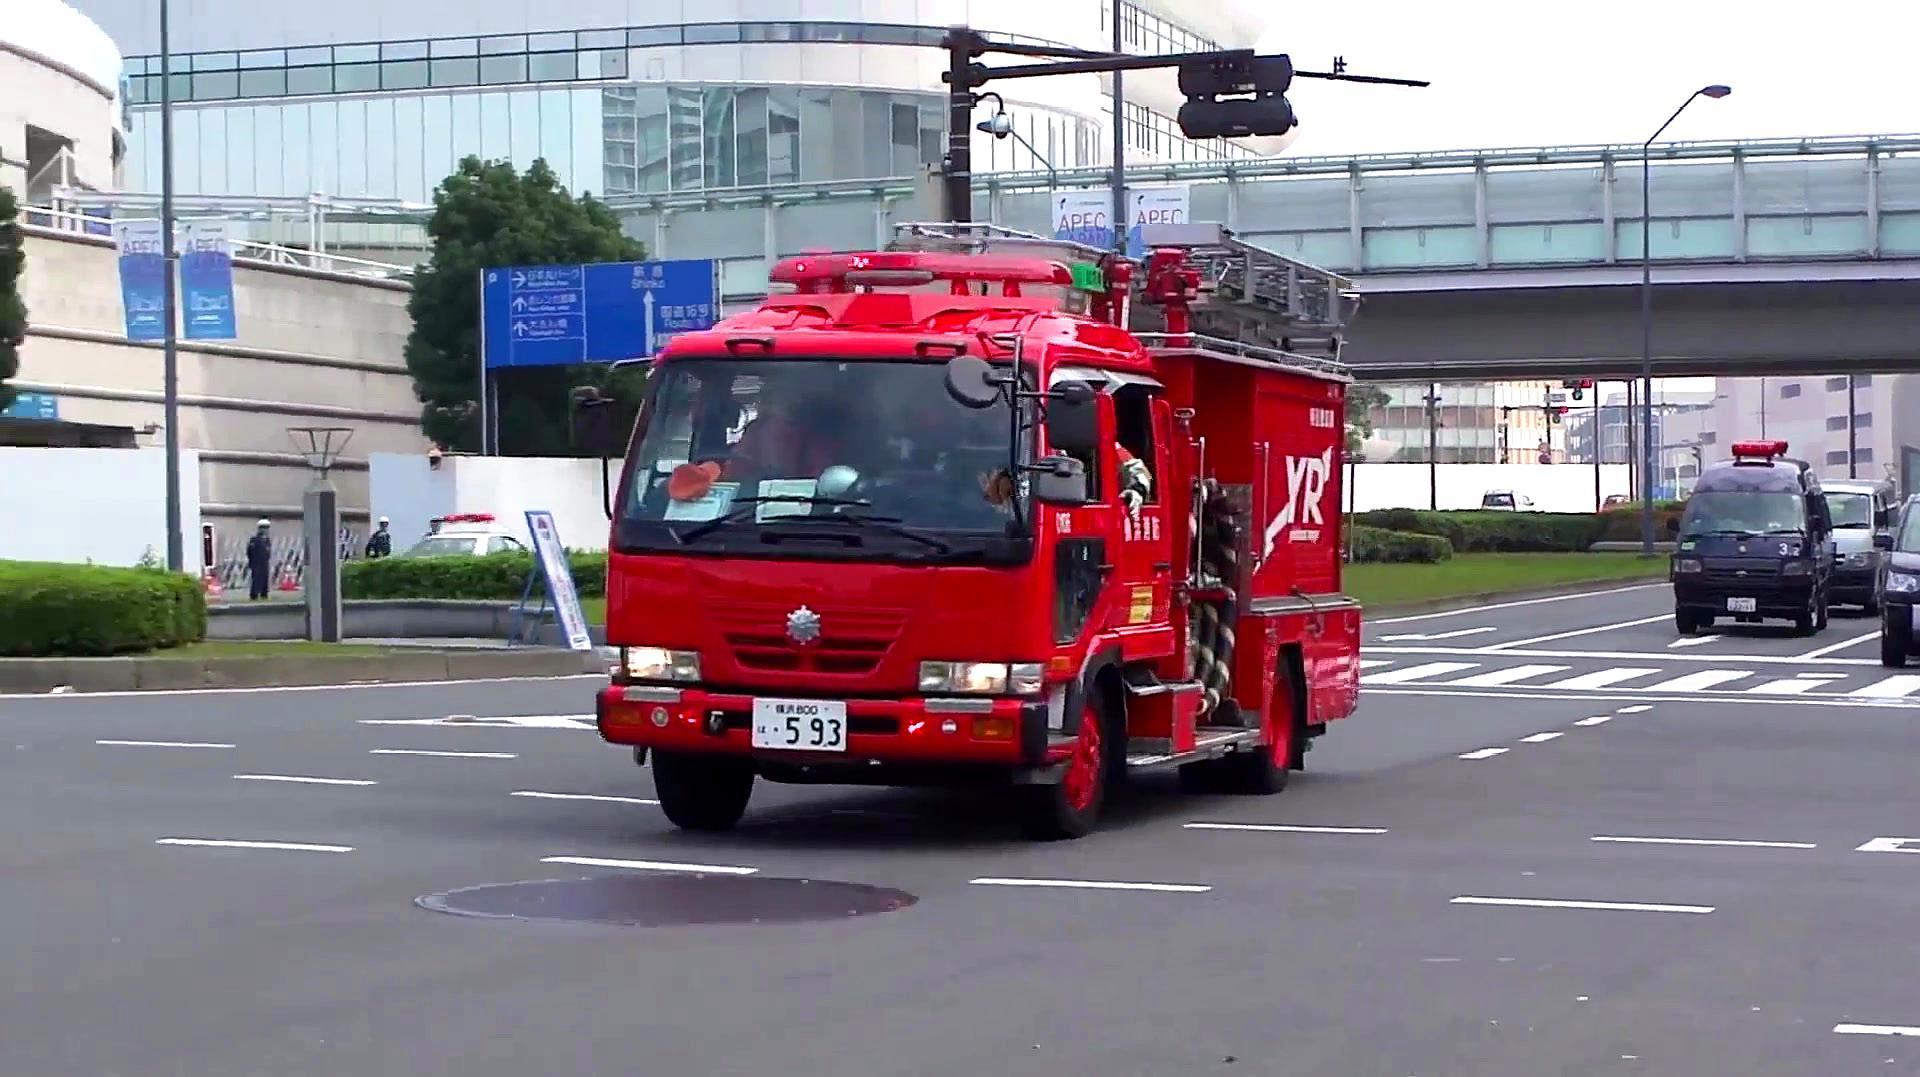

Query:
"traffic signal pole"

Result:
[[939, 29, 1425, 221]]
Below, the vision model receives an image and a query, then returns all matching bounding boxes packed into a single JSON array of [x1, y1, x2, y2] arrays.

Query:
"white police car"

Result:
[[400, 513, 527, 558]]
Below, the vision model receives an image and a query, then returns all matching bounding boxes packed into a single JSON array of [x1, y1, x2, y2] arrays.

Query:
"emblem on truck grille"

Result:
[[786, 606, 823, 645]]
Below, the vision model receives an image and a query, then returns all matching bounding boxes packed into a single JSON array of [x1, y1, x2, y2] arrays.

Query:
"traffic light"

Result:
[[1561, 377, 1595, 401], [1177, 54, 1297, 139]]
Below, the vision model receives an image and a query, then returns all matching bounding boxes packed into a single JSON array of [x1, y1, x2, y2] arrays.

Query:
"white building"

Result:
[[0, 0, 127, 200], [74, 0, 1286, 207]]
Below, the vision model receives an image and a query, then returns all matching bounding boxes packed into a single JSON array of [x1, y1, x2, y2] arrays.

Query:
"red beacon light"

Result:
[[435, 513, 497, 524], [1730, 440, 1789, 462]]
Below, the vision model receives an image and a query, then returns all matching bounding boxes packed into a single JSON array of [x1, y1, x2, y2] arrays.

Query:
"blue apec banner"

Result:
[[1051, 186, 1190, 258], [113, 220, 167, 342], [179, 219, 238, 341], [480, 258, 719, 370]]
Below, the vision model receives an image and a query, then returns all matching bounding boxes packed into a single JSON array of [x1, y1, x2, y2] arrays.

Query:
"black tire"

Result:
[[1882, 613, 1909, 668], [1022, 691, 1114, 841], [1697, 614, 1715, 630], [1793, 593, 1817, 636], [1215, 656, 1305, 796], [1675, 607, 1699, 636], [651, 751, 755, 832]]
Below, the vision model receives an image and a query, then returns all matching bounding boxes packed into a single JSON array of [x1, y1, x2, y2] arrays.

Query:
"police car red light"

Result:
[[1730, 440, 1788, 460]]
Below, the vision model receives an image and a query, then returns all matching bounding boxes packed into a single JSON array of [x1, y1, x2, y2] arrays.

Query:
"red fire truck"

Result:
[[592, 221, 1363, 839]]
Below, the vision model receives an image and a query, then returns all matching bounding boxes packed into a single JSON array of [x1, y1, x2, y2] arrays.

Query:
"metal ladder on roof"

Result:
[[889, 221, 1117, 265]]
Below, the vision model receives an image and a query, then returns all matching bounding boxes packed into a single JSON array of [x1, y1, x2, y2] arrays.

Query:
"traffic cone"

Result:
[[202, 573, 224, 602]]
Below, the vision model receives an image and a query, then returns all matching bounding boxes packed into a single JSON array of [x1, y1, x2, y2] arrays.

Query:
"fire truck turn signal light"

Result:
[[972, 717, 1016, 742]]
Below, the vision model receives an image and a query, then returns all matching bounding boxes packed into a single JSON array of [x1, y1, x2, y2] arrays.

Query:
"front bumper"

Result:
[[597, 683, 1052, 767], [1673, 577, 1813, 618], [1832, 565, 1877, 602]]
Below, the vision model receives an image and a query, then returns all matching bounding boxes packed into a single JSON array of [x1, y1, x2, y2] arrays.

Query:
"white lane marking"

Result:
[[360, 714, 594, 730], [1573, 715, 1614, 726], [1749, 674, 1847, 695], [1377, 627, 1498, 642], [1667, 634, 1724, 649], [1850, 675, 1920, 699], [1518, 732, 1564, 743], [1539, 668, 1660, 691], [1436, 664, 1569, 688], [1593, 835, 1817, 850], [1616, 704, 1654, 713], [512, 791, 660, 806], [96, 739, 235, 749], [1855, 837, 1920, 854], [1358, 658, 1396, 669], [233, 774, 377, 786], [1640, 670, 1753, 692], [1361, 661, 1479, 685], [1488, 614, 1671, 651], [4, 673, 602, 702], [157, 838, 353, 853], [1451, 896, 1714, 915], [1835, 1024, 1920, 1037], [1458, 747, 1510, 760], [968, 877, 1211, 894], [1366, 644, 1879, 667], [1370, 686, 1920, 711], [1798, 630, 1882, 660], [541, 855, 757, 875], [1183, 822, 1388, 835], [368, 748, 517, 759], [1368, 583, 1666, 624]]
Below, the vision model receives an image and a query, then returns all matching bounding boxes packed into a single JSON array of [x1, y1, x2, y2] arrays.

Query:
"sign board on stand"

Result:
[[178, 220, 238, 341], [480, 259, 720, 370], [113, 220, 166, 342], [523, 510, 594, 652]]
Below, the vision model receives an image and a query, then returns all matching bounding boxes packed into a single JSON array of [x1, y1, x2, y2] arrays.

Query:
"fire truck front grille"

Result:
[[716, 604, 908, 676]]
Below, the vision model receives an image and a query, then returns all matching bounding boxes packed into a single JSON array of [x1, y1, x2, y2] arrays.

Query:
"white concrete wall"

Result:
[[369, 454, 614, 552], [1346, 463, 1635, 514], [0, 2, 123, 195], [0, 447, 202, 571]]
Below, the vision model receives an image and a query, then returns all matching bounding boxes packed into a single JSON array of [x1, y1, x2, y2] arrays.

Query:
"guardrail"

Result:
[[22, 203, 417, 280]]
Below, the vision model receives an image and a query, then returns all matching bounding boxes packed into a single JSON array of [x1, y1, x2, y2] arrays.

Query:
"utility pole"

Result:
[[1847, 373, 1859, 478], [1111, 8, 1125, 254], [159, 0, 183, 572], [1592, 383, 1603, 511], [1425, 383, 1440, 510]]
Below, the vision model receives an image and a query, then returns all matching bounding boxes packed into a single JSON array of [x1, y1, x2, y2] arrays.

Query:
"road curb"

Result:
[[0, 648, 605, 695], [1364, 574, 1668, 619]]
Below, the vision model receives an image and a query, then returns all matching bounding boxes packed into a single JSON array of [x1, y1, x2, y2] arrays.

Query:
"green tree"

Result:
[[0, 185, 26, 415], [405, 157, 646, 455], [1345, 383, 1390, 457]]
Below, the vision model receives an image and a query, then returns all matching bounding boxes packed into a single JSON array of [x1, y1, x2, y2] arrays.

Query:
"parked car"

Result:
[[1481, 490, 1535, 511], [1602, 494, 1630, 508], [1876, 494, 1920, 666], [399, 513, 527, 558], [1823, 477, 1897, 612]]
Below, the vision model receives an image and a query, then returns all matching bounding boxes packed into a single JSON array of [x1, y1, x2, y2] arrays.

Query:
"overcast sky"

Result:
[[1257, 0, 1918, 157]]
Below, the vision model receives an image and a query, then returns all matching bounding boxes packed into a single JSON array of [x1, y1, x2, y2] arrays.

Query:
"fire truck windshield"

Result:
[[614, 357, 1029, 561]]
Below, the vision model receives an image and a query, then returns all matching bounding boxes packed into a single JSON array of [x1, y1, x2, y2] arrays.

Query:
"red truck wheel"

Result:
[[1021, 697, 1110, 840], [652, 751, 755, 832]]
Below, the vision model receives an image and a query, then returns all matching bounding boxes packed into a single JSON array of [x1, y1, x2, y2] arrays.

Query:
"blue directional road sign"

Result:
[[480, 258, 719, 370], [0, 392, 59, 421]]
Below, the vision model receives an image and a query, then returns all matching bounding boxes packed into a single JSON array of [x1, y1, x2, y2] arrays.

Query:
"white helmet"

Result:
[[378, 516, 390, 525], [256, 518, 271, 528]]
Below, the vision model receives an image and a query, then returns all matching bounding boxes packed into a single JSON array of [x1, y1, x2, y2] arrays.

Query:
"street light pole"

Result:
[[159, 0, 184, 572], [1847, 374, 1859, 478], [1111, 10, 1126, 254], [1640, 83, 1730, 555]]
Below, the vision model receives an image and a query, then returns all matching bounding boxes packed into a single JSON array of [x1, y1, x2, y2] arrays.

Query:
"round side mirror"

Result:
[[944, 355, 1002, 410]]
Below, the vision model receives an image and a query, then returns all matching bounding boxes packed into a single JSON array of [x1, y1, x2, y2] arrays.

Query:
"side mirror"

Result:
[[943, 355, 1003, 409], [1032, 454, 1089, 506], [1664, 517, 1680, 537], [569, 386, 621, 458], [1043, 391, 1100, 456], [1875, 532, 1895, 551]]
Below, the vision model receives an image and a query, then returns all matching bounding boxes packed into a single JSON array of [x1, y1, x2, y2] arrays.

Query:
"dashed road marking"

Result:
[[1488, 614, 1672, 650], [1855, 837, 1920, 854], [157, 838, 353, 853], [1368, 583, 1665, 624], [1183, 823, 1388, 835], [369, 749, 517, 759], [513, 791, 660, 806], [541, 855, 758, 876], [1437, 664, 1570, 688], [1458, 748, 1510, 760], [1615, 704, 1654, 714], [1573, 715, 1613, 726], [233, 774, 377, 787], [1362, 661, 1479, 685], [96, 739, 235, 749], [1593, 835, 1817, 850], [360, 714, 594, 730], [1540, 668, 1660, 691], [1835, 1024, 1920, 1037], [1451, 896, 1714, 915], [1640, 670, 1754, 693], [969, 877, 1211, 894], [1518, 732, 1564, 743], [1850, 675, 1920, 699], [1798, 630, 1881, 660]]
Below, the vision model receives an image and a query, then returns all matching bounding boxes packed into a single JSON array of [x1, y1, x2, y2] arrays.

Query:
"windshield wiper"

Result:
[[823, 512, 954, 554], [1683, 528, 1757, 538], [675, 495, 871, 543]]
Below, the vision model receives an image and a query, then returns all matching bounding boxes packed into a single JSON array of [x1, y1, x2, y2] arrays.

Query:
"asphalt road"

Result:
[[7, 583, 1920, 1076]]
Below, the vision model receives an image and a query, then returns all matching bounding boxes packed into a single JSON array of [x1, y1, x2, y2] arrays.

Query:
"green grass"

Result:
[[1347, 552, 1665, 610], [581, 596, 607, 625], [144, 641, 405, 660]]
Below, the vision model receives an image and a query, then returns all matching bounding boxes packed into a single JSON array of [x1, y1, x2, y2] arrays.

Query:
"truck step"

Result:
[[1125, 726, 1265, 770], [1121, 669, 1205, 698]]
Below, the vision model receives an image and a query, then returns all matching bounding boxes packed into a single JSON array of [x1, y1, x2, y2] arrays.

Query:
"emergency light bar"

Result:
[[434, 513, 497, 523], [1730, 440, 1789, 461]]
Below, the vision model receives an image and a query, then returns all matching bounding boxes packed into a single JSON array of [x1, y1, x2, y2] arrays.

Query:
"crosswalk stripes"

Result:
[[1359, 658, 1920, 700]]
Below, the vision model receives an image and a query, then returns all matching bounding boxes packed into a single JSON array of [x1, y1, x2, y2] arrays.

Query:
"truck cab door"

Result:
[[1105, 388, 1175, 652]]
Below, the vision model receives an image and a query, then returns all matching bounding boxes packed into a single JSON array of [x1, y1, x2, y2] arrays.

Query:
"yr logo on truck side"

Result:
[[1262, 447, 1333, 560]]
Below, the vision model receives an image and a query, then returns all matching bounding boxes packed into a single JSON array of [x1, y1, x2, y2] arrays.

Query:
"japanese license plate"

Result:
[[1726, 597, 1758, 613], [751, 698, 848, 753]]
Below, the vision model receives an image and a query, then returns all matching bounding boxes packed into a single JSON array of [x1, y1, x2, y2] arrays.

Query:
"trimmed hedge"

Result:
[[0, 561, 207, 656], [1595, 503, 1686, 542], [1349, 525, 1453, 563], [343, 550, 608, 601], [1353, 509, 1601, 553]]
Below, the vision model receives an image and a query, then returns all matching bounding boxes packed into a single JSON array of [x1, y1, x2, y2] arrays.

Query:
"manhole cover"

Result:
[[417, 873, 916, 927]]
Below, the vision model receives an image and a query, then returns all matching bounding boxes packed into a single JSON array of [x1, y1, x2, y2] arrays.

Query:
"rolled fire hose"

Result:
[[1188, 480, 1240, 716]]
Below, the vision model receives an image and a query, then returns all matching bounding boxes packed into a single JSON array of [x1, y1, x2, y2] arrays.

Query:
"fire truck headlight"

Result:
[[919, 661, 1044, 696], [622, 647, 700, 682]]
